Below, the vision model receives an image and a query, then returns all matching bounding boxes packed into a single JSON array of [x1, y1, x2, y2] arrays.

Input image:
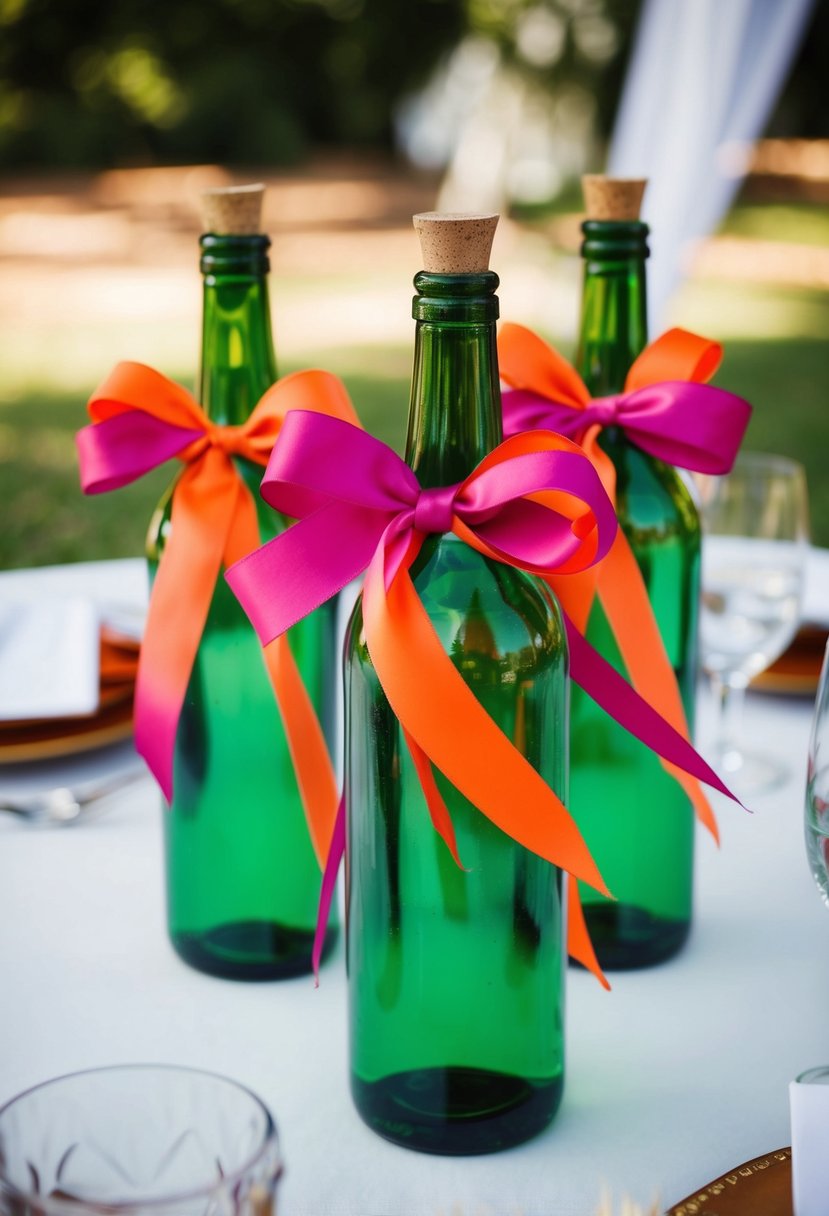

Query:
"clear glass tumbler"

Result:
[[0, 1065, 283, 1216]]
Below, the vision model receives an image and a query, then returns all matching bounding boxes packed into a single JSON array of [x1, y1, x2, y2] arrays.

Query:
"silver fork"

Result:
[[0, 768, 148, 825]]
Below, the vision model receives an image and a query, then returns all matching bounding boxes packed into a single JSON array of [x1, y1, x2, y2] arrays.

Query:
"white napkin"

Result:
[[789, 1067, 829, 1216], [0, 597, 100, 721], [803, 548, 829, 627]]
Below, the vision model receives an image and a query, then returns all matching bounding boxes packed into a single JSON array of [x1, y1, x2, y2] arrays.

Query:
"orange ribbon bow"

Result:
[[498, 325, 732, 842], [77, 362, 360, 866]]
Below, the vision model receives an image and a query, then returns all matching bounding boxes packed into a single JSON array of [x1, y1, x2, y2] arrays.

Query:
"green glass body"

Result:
[[344, 272, 568, 1155], [570, 220, 700, 968], [148, 234, 337, 980]]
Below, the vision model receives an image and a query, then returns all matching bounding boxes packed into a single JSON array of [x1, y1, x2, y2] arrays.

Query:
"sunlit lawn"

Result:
[[2, 199, 828, 570], [0, 352, 413, 569]]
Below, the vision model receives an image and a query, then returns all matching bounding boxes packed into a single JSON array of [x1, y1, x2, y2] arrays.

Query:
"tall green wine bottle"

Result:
[[148, 184, 337, 980], [344, 213, 568, 1155], [570, 175, 700, 968]]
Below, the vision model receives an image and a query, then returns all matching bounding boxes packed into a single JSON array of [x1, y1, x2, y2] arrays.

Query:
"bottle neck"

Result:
[[404, 271, 501, 489], [575, 220, 649, 397], [198, 234, 277, 424]]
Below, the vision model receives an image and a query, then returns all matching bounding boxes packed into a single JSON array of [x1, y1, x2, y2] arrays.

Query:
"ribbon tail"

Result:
[[401, 726, 466, 870], [566, 877, 610, 991], [263, 633, 339, 869], [595, 530, 720, 842], [362, 549, 610, 897], [312, 793, 345, 984], [563, 613, 744, 808], [135, 455, 236, 801], [544, 567, 596, 635], [224, 481, 339, 867]]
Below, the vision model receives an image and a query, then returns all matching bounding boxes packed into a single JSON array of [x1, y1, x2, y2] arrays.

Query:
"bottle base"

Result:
[[351, 1066, 563, 1155], [580, 903, 690, 969], [169, 921, 338, 981]]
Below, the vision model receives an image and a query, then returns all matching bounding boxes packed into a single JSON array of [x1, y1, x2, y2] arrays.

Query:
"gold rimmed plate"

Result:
[[666, 1147, 792, 1215]]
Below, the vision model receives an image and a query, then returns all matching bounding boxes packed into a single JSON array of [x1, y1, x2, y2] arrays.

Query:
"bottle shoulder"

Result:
[[601, 431, 700, 545], [146, 456, 284, 563], [345, 534, 566, 683]]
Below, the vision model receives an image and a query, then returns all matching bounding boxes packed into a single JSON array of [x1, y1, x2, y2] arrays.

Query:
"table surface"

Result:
[[2, 557, 829, 1216]]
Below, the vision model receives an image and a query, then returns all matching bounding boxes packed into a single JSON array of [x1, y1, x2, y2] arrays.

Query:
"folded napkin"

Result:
[[803, 549, 829, 628], [790, 1068, 829, 1216], [0, 598, 100, 721]]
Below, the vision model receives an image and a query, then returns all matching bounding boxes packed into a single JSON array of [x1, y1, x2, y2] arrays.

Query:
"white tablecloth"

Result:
[[2, 558, 829, 1216]]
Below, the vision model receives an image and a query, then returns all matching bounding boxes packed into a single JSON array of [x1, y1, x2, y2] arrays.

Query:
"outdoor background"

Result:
[[1, 0, 827, 569]]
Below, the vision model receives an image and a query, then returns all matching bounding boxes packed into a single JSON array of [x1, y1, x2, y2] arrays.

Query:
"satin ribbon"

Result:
[[500, 325, 750, 478], [76, 362, 359, 866], [499, 324, 752, 840], [227, 411, 741, 985]]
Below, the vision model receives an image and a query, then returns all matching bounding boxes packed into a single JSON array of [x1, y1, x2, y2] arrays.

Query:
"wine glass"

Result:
[[805, 638, 829, 905], [698, 451, 809, 794]]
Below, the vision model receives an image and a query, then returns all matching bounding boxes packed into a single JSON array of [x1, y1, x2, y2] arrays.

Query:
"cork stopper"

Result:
[[200, 183, 265, 234], [581, 175, 647, 221], [413, 212, 499, 273]]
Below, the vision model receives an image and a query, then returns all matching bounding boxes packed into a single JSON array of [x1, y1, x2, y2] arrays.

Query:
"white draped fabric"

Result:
[[608, 0, 816, 331]]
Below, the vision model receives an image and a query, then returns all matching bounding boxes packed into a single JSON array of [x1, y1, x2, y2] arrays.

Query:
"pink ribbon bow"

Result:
[[229, 410, 621, 639], [503, 381, 750, 473]]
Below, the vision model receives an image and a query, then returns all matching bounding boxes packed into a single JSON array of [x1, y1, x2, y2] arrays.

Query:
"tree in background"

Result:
[[0, 0, 465, 167], [0, 0, 824, 173]]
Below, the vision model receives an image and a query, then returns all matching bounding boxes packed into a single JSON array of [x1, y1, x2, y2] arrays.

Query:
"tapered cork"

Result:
[[200, 183, 265, 234], [413, 212, 499, 273], [582, 175, 647, 221]]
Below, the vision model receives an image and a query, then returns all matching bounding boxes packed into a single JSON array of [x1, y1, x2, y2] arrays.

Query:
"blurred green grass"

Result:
[[0, 353, 414, 570], [3, 319, 826, 571]]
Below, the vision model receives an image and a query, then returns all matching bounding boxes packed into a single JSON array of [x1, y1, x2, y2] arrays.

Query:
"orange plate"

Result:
[[666, 1147, 792, 1215], [0, 698, 134, 764], [752, 624, 828, 697], [100, 628, 140, 684]]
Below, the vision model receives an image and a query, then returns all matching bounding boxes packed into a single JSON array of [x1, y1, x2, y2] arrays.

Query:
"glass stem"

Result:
[[711, 673, 747, 770]]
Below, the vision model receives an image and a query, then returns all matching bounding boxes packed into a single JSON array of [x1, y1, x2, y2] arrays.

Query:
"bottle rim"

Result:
[[412, 269, 499, 322], [580, 219, 649, 261], [199, 232, 270, 277]]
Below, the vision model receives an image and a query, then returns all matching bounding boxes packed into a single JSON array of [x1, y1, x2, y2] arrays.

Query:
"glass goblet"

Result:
[[805, 638, 829, 906], [698, 451, 809, 795]]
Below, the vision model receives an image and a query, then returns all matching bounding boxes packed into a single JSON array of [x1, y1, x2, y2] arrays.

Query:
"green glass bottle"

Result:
[[570, 176, 700, 968], [344, 214, 568, 1156], [148, 185, 337, 980]]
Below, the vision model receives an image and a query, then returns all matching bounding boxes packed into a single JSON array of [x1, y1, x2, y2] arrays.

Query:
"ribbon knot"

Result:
[[202, 422, 251, 459], [583, 395, 621, 429], [414, 484, 458, 536]]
